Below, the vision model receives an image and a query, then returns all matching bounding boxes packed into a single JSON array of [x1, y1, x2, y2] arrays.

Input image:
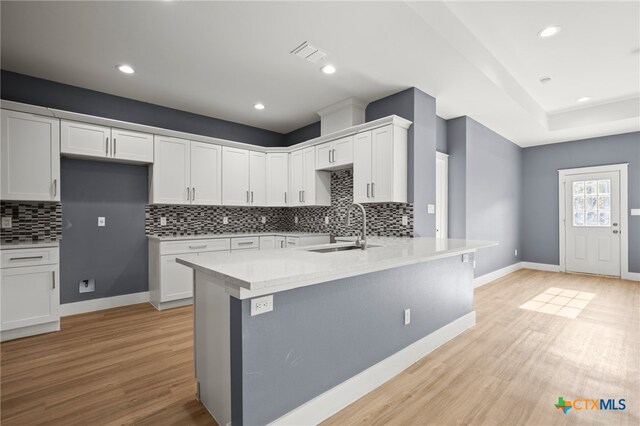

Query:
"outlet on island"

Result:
[[251, 295, 273, 316]]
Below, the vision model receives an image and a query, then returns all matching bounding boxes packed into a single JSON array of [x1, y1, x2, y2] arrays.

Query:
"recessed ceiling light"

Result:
[[321, 65, 336, 74], [576, 97, 591, 103], [254, 103, 265, 110], [538, 26, 561, 38], [539, 76, 552, 84], [117, 64, 135, 74]]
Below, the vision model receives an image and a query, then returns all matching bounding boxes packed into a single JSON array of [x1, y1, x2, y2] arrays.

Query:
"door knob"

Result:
[[612, 223, 618, 226], [613, 230, 619, 234]]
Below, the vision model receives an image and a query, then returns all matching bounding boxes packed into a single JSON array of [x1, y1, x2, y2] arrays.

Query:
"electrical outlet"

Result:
[[404, 309, 411, 325], [294, 216, 299, 224], [427, 204, 435, 214], [79, 279, 95, 293], [473, 260, 476, 269], [251, 295, 273, 316], [223, 217, 229, 225], [1, 217, 12, 229], [631, 209, 640, 216], [160, 217, 167, 226], [98, 217, 106, 227], [515, 249, 518, 256], [402, 215, 408, 226], [261, 216, 266, 224], [324, 216, 329, 225]]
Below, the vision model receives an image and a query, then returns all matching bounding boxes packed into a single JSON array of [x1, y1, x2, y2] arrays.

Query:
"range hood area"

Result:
[[317, 97, 368, 135]]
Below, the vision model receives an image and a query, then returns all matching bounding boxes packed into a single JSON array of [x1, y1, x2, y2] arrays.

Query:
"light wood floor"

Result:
[[1, 269, 638, 425]]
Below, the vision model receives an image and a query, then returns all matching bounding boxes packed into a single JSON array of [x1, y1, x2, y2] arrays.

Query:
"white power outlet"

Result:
[[223, 217, 229, 225], [98, 217, 106, 227], [251, 295, 273, 316], [294, 216, 299, 224], [515, 249, 518, 256], [261, 216, 266, 224], [324, 216, 329, 225], [404, 308, 411, 325], [160, 217, 167, 226], [427, 204, 435, 214], [1, 217, 12, 229], [402, 215, 408, 226]]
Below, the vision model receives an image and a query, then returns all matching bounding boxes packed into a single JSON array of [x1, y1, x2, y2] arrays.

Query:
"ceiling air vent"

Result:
[[290, 41, 327, 63]]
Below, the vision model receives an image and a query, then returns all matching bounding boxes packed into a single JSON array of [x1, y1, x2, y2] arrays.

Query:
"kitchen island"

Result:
[[177, 237, 496, 426]]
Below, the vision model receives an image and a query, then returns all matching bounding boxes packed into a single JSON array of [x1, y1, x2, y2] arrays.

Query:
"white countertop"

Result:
[[177, 237, 497, 299], [147, 232, 330, 242], [0, 241, 60, 250]]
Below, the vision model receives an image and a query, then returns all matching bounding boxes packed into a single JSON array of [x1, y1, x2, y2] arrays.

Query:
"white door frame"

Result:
[[558, 163, 629, 279], [436, 151, 448, 239]]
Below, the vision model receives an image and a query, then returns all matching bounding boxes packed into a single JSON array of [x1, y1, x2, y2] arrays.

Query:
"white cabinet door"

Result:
[[1, 110, 60, 201], [191, 142, 222, 205], [152, 136, 191, 204], [302, 147, 316, 204], [1, 265, 59, 331], [371, 125, 394, 202], [160, 254, 197, 302], [266, 153, 289, 206], [61, 120, 110, 158], [275, 236, 286, 249], [315, 142, 333, 170], [259, 236, 275, 250], [290, 149, 304, 206], [111, 128, 153, 163], [222, 147, 250, 206], [353, 131, 372, 203], [333, 136, 354, 167], [286, 237, 300, 247], [249, 151, 267, 206]]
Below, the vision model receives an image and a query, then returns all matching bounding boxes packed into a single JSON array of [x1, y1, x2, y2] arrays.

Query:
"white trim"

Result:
[[270, 311, 476, 426], [435, 151, 449, 159], [624, 272, 640, 282], [1, 321, 60, 342], [521, 262, 561, 272], [473, 263, 522, 288], [435, 152, 448, 239], [60, 291, 149, 316], [558, 163, 629, 279], [150, 297, 193, 311]]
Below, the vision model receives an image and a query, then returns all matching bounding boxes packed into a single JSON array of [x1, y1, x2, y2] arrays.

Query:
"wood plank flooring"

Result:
[[1, 269, 638, 425]]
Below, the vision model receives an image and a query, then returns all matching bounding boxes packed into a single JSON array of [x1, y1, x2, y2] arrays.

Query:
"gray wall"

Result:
[[60, 159, 148, 304], [231, 255, 474, 425], [436, 115, 448, 153], [446, 117, 522, 277], [1, 70, 284, 147], [284, 121, 321, 146], [522, 131, 640, 272]]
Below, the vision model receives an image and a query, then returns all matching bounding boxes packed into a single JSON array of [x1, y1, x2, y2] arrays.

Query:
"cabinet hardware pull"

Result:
[[302, 190, 305, 202], [332, 149, 336, 163], [9, 256, 44, 261], [238, 241, 253, 245], [113, 138, 117, 156], [189, 245, 207, 249], [280, 241, 284, 248], [367, 183, 370, 198], [53, 179, 57, 196], [371, 182, 375, 197], [284, 192, 287, 203], [299, 190, 302, 202], [192, 187, 196, 201], [187, 187, 190, 201], [52, 271, 55, 289], [329, 150, 331, 163], [251, 191, 254, 203], [246, 191, 249, 203], [106, 137, 109, 155]]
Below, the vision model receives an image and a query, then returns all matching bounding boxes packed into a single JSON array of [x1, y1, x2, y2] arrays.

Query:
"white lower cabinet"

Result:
[[275, 236, 286, 249], [259, 236, 275, 250], [0, 246, 60, 341]]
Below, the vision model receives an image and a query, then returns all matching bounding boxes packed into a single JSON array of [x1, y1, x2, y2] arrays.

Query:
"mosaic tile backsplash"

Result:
[[0, 202, 62, 244], [146, 169, 413, 238]]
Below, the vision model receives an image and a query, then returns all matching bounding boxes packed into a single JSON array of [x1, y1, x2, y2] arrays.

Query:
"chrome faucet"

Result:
[[345, 202, 367, 250]]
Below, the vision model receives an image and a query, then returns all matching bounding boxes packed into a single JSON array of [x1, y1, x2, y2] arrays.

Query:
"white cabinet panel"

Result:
[[222, 147, 250, 206], [316, 142, 333, 170], [61, 120, 110, 158], [1, 110, 60, 201], [353, 132, 372, 203], [316, 136, 353, 170], [290, 149, 304, 206], [160, 253, 197, 302], [111, 128, 153, 163], [191, 142, 222, 205], [1, 264, 59, 331], [249, 151, 266, 206], [275, 236, 286, 249], [302, 147, 316, 204], [286, 237, 300, 247], [266, 153, 289, 206], [152, 136, 191, 204], [231, 236, 260, 250], [259, 236, 276, 250], [371, 125, 395, 202]]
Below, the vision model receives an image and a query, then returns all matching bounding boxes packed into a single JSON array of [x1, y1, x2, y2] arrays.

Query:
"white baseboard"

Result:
[[150, 297, 193, 311], [270, 311, 476, 426], [60, 291, 149, 316], [521, 262, 561, 272], [1, 321, 60, 342], [473, 263, 522, 288], [622, 271, 640, 282]]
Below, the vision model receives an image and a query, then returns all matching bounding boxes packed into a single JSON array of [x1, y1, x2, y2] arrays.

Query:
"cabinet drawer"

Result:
[[231, 237, 259, 250], [286, 237, 300, 247], [160, 238, 230, 255], [1, 247, 59, 268]]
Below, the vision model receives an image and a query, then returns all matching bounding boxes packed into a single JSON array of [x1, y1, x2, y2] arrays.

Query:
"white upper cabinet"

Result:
[[249, 151, 267, 206], [151, 136, 191, 204], [266, 152, 289, 206], [290, 147, 330, 206], [315, 135, 353, 170], [353, 124, 407, 203], [222, 147, 250, 206], [290, 149, 304, 206], [61, 120, 153, 163], [1, 110, 60, 202], [190, 142, 222, 205]]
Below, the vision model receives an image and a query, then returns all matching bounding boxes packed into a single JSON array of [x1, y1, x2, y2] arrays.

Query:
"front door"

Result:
[[564, 170, 621, 276]]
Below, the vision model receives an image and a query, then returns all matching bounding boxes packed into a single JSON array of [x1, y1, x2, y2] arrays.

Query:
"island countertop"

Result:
[[177, 237, 497, 298]]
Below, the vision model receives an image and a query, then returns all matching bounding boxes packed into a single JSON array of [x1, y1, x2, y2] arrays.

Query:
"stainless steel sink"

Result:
[[306, 244, 380, 253]]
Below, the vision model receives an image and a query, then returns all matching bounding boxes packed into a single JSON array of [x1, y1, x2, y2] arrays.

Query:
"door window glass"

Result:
[[572, 179, 611, 227]]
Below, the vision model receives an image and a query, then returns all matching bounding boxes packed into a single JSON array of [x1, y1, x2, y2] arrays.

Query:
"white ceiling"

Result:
[[1, 1, 639, 147]]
